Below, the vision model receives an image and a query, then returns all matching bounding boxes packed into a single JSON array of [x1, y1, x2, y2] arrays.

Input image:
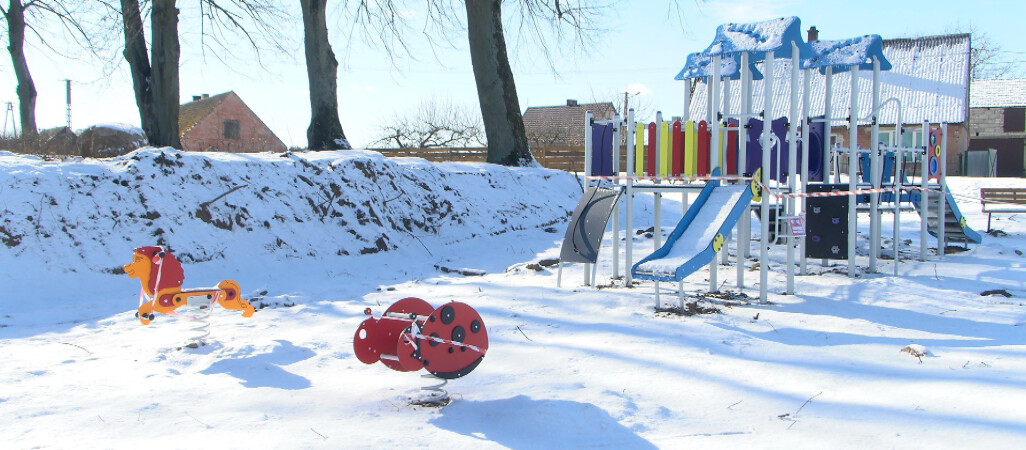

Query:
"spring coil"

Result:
[[414, 374, 450, 407], [182, 293, 218, 349]]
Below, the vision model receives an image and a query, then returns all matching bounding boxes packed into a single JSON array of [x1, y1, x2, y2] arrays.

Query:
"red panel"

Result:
[[727, 127, 738, 175], [647, 122, 657, 176], [697, 120, 710, 176], [353, 297, 434, 371], [672, 121, 684, 176]]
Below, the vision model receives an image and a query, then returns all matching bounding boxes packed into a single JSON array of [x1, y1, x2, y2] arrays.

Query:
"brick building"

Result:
[[178, 91, 287, 153], [967, 78, 1026, 177]]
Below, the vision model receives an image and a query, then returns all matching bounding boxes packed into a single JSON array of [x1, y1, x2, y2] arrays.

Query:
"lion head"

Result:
[[124, 246, 185, 296]]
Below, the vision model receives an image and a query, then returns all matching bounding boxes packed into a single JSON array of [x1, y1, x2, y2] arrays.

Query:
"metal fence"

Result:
[[376, 146, 628, 173]]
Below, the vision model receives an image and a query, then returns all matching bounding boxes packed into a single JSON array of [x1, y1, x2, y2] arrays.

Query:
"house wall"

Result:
[[181, 94, 287, 153], [828, 123, 969, 176], [968, 106, 1026, 177]]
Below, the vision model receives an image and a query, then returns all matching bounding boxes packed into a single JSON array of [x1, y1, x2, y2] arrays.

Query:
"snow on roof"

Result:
[[803, 35, 892, 73], [970, 78, 1026, 108], [688, 33, 970, 125], [674, 52, 764, 81], [702, 16, 811, 61]]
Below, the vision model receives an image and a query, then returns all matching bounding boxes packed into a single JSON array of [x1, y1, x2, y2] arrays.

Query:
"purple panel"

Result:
[[745, 117, 783, 182], [590, 123, 615, 176], [807, 118, 825, 181], [770, 117, 787, 181], [746, 117, 825, 182]]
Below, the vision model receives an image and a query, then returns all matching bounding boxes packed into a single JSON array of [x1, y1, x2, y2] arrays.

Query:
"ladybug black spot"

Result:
[[451, 326, 466, 343], [429, 332, 441, 347], [440, 305, 456, 325], [470, 320, 482, 333]]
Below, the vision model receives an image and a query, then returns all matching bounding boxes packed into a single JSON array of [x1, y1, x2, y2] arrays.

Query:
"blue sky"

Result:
[[2, 0, 1024, 149]]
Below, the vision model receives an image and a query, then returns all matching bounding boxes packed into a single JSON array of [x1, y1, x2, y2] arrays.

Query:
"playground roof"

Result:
[[702, 16, 812, 61], [523, 101, 616, 147], [687, 33, 971, 125], [803, 35, 892, 73], [970, 78, 1026, 108], [674, 52, 764, 81]]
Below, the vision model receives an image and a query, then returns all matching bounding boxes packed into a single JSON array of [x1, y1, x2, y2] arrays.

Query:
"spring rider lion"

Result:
[[124, 245, 255, 324]]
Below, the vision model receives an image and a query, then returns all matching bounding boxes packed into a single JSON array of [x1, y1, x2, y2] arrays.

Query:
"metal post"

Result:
[[760, 56, 774, 302], [825, 67, 835, 184], [626, 109, 636, 285], [738, 51, 751, 286], [612, 113, 621, 280], [583, 110, 594, 286], [785, 43, 799, 294], [740, 51, 752, 264], [920, 121, 929, 261], [939, 122, 948, 256], [869, 58, 881, 273], [893, 105, 904, 276], [711, 55, 722, 175], [847, 69, 859, 278], [800, 67, 811, 276], [709, 57, 722, 292]]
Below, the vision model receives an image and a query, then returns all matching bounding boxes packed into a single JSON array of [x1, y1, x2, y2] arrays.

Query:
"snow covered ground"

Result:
[[1, 148, 1025, 448]]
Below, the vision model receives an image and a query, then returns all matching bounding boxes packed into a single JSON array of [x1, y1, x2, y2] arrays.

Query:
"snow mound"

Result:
[[0, 147, 579, 276]]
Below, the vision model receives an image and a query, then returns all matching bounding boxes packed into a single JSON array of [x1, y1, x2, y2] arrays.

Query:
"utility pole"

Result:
[[3, 102, 17, 137], [65, 79, 72, 129]]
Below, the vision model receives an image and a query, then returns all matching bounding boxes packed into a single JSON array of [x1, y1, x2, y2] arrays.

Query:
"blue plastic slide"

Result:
[[632, 170, 755, 282]]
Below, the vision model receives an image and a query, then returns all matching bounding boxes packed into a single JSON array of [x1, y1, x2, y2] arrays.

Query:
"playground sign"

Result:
[[786, 216, 806, 237]]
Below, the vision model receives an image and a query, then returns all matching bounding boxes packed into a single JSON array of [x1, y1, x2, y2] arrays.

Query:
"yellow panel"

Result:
[[719, 129, 726, 171], [684, 120, 697, 177], [635, 122, 645, 175]]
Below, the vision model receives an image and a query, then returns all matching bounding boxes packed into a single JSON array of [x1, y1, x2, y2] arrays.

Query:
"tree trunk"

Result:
[[120, 0, 159, 145], [464, 0, 532, 166], [300, 0, 350, 150], [4, 0, 37, 136], [150, 0, 180, 148]]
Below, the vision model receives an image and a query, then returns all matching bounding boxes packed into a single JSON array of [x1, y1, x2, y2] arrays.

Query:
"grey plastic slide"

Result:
[[559, 186, 622, 264]]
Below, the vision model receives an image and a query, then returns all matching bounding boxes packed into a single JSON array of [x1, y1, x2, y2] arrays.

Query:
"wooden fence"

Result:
[[376, 145, 629, 173]]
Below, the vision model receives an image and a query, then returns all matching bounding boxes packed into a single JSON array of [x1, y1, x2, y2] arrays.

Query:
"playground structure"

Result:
[[124, 245, 255, 325], [559, 16, 982, 306]]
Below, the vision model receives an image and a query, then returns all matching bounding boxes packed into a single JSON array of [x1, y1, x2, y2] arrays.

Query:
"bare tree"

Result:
[[461, 0, 606, 166], [2, 0, 110, 137], [300, 0, 349, 150], [967, 33, 1018, 80], [946, 24, 1021, 80], [118, 0, 288, 148], [464, 0, 531, 166], [120, 0, 158, 143], [299, 0, 432, 150], [370, 99, 484, 149]]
